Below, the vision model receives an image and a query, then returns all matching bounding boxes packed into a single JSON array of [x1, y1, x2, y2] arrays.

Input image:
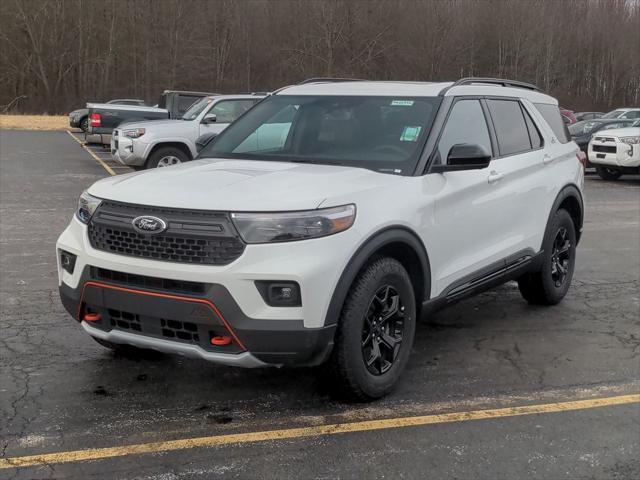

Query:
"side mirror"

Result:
[[431, 143, 491, 173], [202, 113, 217, 124], [195, 133, 218, 153]]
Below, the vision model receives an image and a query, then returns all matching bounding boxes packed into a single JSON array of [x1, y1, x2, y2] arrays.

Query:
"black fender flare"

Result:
[[324, 227, 431, 326], [547, 184, 584, 244]]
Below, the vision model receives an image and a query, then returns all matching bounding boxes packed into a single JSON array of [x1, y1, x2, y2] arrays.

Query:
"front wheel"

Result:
[[145, 147, 189, 169], [596, 166, 622, 181], [518, 209, 576, 305], [325, 257, 416, 402]]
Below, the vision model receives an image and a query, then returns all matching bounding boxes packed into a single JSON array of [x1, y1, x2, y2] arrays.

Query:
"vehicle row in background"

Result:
[[87, 90, 218, 135], [111, 94, 265, 169], [69, 99, 146, 132], [587, 119, 640, 180]]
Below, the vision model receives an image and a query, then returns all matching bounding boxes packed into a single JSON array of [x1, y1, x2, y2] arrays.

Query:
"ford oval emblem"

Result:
[[132, 215, 167, 234]]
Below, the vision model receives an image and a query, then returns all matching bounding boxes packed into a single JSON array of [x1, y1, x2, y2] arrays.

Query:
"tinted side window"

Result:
[[622, 111, 640, 119], [523, 107, 543, 149], [534, 103, 570, 143], [437, 99, 492, 163], [487, 99, 532, 156]]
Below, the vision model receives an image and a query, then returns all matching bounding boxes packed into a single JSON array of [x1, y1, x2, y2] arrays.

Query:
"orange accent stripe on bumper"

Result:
[[77, 280, 246, 350]]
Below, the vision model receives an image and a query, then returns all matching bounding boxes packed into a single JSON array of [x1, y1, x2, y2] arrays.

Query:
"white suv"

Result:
[[57, 78, 585, 400], [588, 119, 640, 180]]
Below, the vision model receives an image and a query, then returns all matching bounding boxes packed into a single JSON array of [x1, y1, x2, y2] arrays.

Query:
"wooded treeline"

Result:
[[1, 0, 638, 114]]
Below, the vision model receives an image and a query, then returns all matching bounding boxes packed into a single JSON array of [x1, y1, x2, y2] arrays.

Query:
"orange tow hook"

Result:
[[211, 335, 232, 346], [84, 312, 101, 322]]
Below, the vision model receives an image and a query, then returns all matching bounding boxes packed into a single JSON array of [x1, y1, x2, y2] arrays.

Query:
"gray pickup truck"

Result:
[[87, 90, 217, 135]]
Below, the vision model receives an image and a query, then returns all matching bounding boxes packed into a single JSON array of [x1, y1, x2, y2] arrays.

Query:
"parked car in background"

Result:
[[568, 118, 635, 156], [69, 99, 146, 132], [560, 108, 577, 124], [601, 108, 640, 120], [574, 112, 604, 122], [588, 119, 640, 180], [111, 94, 264, 169], [87, 90, 217, 135]]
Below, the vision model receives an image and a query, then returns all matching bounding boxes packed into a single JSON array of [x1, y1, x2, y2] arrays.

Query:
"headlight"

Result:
[[76, 190, 102, 224], [619, 136, 640, 145], [231, 204, 356, 244], [122, 128, 145, 138]]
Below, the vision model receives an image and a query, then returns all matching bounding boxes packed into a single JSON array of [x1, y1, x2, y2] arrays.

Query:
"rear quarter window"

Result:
[[487, 99, 532, 156], [534, 103, 571, 143]]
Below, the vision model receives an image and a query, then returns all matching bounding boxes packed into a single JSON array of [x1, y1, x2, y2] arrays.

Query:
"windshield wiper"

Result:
[[286, 158, 343, 165]]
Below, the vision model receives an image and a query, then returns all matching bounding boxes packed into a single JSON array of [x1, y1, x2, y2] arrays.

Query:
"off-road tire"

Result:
[[596, 166, 622, 181], [325, 257, 416, 402], [517, 209, 576, 305]]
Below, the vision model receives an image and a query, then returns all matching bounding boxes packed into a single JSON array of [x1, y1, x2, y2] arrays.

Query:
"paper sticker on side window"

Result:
[[391, 100, 414, 106], [400, 126, 421, 142]]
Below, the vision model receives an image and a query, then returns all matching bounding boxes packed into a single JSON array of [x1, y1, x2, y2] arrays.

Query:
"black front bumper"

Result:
[[60, 266, 335, 367]]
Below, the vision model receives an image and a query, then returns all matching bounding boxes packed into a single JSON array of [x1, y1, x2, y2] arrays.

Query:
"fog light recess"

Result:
[[255, 281, 301, 307], [59, 249, 77, 274]]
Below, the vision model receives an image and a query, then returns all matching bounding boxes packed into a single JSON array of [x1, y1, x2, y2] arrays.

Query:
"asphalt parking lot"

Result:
[[1, 129, 639, 479]]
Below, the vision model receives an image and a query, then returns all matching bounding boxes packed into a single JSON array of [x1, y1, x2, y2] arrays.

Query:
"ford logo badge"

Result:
[[132, 215, 167, 234]]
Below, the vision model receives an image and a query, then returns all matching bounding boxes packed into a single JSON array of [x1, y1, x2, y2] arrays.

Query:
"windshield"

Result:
[[601, 110, 624, 119], [198, 95, 441, 175], [568, 120, 603, 136], [182, 97, 214, 121]]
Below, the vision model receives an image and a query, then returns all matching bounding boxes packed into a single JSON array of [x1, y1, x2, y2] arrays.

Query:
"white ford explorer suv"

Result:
[[111, 94, 264, 169], [588, 119, 640, 180], [57, 78, 585, 401]]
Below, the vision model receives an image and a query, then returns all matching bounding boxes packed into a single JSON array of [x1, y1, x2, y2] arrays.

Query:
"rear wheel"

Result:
[[79, 117, 89, 132], [596, 166, 622, 181], [145, 146, 189, 169], [325, 257, 416, 401], [518, 209, 576, 305]]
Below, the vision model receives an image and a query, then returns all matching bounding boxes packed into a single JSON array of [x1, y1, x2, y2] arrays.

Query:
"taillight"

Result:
[[576, 151, 587, 169], [90, 113, 101, 128]]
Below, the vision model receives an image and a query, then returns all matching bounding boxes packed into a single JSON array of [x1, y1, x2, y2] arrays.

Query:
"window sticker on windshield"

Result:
[[391, 100, 414, 106], [400, 126, 421, 142]]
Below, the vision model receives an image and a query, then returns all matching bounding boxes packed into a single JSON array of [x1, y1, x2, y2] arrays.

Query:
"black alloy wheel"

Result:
[[550, 227, 571, 288], [361, 285, 405, 375]]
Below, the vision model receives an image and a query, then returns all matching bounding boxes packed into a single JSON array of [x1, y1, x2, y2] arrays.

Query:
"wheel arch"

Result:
[[324, 226, 432, 326], [550, 184, 584, 244], [147, 141, 194, 161]]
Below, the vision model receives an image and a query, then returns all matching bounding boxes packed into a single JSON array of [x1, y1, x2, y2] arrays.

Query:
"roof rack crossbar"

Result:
[[439, 77, 541, 95], [299, 77, 365, 85]]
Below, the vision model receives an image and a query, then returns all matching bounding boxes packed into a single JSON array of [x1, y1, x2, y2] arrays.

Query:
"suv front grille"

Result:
[[592, 144, 616, 154], [88, 201, 245, 265]]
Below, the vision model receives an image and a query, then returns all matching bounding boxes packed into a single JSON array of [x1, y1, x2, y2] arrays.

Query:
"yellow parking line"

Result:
[[1, 393, 637, 470], [66, 130, 116, 176]]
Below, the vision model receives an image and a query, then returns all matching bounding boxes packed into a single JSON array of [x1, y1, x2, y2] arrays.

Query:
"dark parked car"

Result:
[[69, 99, 146, 132], [574, 111, 604, 122], [87, 90, 217, 135], [568, 118, 636, 166]]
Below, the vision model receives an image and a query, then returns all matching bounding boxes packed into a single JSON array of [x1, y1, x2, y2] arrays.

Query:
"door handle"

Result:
[[487, 170, 504, 184], [543, 153, 554, 165]]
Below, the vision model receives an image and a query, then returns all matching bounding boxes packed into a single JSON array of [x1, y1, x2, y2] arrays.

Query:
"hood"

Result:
[[598, 126, 640, 138], [115, 119, 188, 130], [88, 159, 403, 211]]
